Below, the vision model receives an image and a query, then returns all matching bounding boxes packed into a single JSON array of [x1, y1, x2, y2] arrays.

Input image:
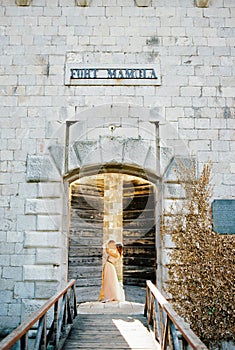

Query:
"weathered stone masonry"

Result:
[[0, 0, 234, 335]]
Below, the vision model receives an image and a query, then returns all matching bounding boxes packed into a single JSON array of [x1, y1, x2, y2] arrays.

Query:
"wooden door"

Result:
[[68, 179, 104, 302], [123, 178, 156, 286]]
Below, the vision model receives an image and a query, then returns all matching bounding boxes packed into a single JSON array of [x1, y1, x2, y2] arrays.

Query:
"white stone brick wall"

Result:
[[0, 0, 234, 334]]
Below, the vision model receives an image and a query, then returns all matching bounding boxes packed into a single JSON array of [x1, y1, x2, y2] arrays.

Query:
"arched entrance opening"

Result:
[[68, 170, 156, 302]]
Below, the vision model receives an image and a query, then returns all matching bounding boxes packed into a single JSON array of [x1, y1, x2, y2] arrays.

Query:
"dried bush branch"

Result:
[[162, 162, 235, 349]]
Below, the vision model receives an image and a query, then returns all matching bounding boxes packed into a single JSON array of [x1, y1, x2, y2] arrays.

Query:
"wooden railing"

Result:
[[0, 279, 77, 350], [144, 280, 208, 350]]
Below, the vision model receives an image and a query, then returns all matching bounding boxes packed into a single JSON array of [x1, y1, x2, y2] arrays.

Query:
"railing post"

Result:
[[144, 284, 148, 317], [154, 300, 161, 342], [72, 285, 77, 318], [41, 315, 47, 350], [53, 300, 59, 348], [162, 316, 170, 350], [170, 320, 181, 350], [34, 315, 47, 350], [66, 293, 73, 324], [20, 333, 28, 350], [159, 302, 166, 346]]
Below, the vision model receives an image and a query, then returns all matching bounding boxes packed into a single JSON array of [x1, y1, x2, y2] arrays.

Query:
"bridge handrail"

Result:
[[0, 279, 77, 350], [144, 280, 208, 350]]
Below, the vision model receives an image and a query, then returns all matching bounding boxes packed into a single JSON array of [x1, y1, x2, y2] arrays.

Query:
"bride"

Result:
[[99, 240, 125, 302]]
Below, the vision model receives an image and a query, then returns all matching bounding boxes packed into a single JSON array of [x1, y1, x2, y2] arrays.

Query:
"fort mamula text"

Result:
[[70, 68, 158, 80]]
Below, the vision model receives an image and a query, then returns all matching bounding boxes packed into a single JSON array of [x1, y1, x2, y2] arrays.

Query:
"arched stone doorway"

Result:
[[68, 169, 157, 302], [25, 104, 192, 303]]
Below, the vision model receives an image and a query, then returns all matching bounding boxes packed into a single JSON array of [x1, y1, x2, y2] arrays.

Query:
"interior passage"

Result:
[[68, 173, 156, 302]]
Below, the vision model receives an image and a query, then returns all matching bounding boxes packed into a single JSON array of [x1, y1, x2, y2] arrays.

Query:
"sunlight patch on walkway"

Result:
[[112, 317, 160, 350]]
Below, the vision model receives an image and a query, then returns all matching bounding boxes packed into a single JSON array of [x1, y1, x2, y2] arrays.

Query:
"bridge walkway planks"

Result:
[[62, 301, 159, 350]]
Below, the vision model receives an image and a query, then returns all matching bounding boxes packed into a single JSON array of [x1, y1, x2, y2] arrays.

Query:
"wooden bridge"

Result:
[[0, 279, 208, 350], [62, 301, 158, 349]]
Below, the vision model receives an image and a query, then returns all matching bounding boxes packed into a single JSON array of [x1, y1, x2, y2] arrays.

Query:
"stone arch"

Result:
[[54, 104, 163, 301], [25, 104, 193, 297]]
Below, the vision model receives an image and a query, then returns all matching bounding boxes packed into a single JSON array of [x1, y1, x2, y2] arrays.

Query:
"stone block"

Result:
[[138, 121, 156, 140], [21, 299, 46, 322], [163, 234, 176, 249], [14, 282, 34, 299], [73, 140, 100, 166], [38, 183, 62, 199], [164, 183, 185, 199], [163, 199, 180, 214], [230, 163, 235, 173], [0, 290, 13, 304], [212, 140, 230, 152], [26, 155, 60, 182], [7, 231, 24, 243], [2, 267, 23, 281], [16, 215, 36, 231], [195, 118, 210, 129], [189, 139, 211, 152], [48, 145, 64, 175], [11, 254, 35, 266], [0, 255, 10, 266], [0, 243, 15, 255], [198, 129, 218, 140], [164, 157, 194, 182], [25, 198, 61, 215], [36, 248, 61, 265], [223, 174, 235, 186], [100, 137, 125, 164], [160, 147, 174, 176], [35, 282, 60, 299], [180, 129, 198, 140], [0, 231, 7, 242], [160, 122, 179, 140], [162, 250, 171, 266], [0, 280, 14, 291], [37, 215, 61, 231], [0, 316, 21, 336], [0, 303, 8, 317], [68, 146, 80, 173], [122, 138, 152, 170], [24, 232, 61, 248], [23, 265, 60, 282], [8, 302, 22, 317]]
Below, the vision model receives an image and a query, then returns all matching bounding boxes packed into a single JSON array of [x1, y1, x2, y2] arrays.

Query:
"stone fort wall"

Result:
[[0, 0, 234, 334]]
